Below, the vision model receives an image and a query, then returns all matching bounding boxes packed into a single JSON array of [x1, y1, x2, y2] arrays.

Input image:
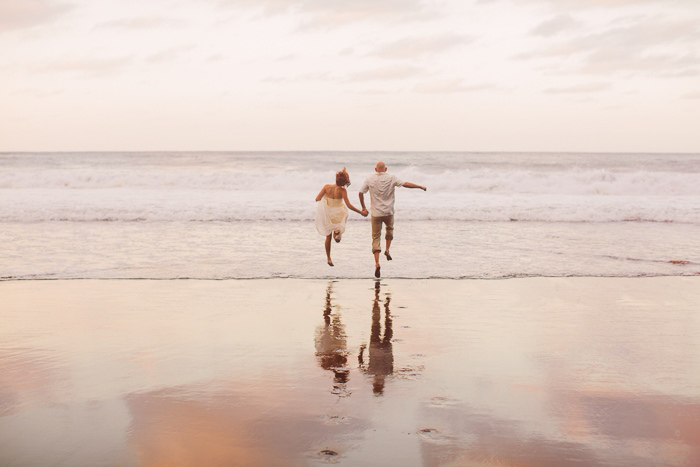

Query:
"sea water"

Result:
[[1, 151, 699, 279]]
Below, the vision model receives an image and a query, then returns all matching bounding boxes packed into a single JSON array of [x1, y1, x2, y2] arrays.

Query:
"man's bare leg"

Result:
[[385, 238, 393, 261], [384, 216, 394, 261], [325, 235, 334, 266], [373, 251, 380, 277]]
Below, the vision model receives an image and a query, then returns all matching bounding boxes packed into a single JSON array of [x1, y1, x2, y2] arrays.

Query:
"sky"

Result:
[[1, 0, 699, 152]]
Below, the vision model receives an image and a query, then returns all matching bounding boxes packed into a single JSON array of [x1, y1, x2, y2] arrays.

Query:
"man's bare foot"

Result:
[[328, 259, 334, 267], [374, 265, 381, 278], [384, 251, 392, 261]]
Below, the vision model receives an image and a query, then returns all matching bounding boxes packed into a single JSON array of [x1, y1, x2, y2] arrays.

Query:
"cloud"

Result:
[[350, 88, 396, 96], [217, 0, 437, 27], [548, 16, 698, 58], [581, 51, 700, 76], [98, 16, 187, 30], [370, 34, 473, 59], [261, 71, 331, 83], [530, 14, 580, 36], [33, 56, 133, 77], [10, 87, 64, 98], [0, 0, 73, 33], [145, 45, 196, 64], [665, 68, 700, 77], [412, 79, 496, 94], [275, 54, 297, 62], [345, 64, 423, 82], [545, 82, 611, 94], [262, 65, 421, 84], [207, 54, 226, 62], [499, 0, 695, 10], [518, 15, 700, 77]]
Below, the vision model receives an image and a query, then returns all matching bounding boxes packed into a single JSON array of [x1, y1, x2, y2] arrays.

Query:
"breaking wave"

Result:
[[2, 167, 700, 196]]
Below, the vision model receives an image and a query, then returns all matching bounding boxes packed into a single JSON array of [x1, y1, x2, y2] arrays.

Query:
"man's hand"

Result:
[[361, 209, 369, 217]]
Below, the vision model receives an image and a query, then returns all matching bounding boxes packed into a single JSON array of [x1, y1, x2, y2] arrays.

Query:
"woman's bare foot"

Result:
[[333, 230, 342, 243], [328, 259, 334, 267]]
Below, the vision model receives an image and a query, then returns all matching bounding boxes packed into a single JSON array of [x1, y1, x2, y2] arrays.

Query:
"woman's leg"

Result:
[[325, 234, 334, 266]]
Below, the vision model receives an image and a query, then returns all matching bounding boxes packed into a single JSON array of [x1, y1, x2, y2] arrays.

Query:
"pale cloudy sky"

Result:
[[2, 0, 699, 152]]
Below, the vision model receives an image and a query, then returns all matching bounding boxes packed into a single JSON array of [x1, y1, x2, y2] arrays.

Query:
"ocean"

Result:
[[2, 151, 699, 279]]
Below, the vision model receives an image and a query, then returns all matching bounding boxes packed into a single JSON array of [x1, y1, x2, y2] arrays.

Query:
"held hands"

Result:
[[361, 209, 369, 217]]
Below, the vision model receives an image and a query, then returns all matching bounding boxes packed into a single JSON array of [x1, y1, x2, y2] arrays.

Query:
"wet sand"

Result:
[[1, 277, 700, 466]]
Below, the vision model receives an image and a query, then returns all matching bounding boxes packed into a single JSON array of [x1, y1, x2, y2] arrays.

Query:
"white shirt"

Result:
[[360, 172, 405, 217]]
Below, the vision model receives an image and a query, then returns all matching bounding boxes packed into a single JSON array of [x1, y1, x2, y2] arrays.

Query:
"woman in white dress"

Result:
[[315, 168, 367, 266]]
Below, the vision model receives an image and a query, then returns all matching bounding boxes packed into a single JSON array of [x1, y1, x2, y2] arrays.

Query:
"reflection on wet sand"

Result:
[[125, 384, 370, 466], [0, 349, 62, 417], [314, 283, 350, 395], [416, 390, 700, 467], [3, 278, 700, 466], [359, 281, 394, 396], [315, 281, 396, 397]]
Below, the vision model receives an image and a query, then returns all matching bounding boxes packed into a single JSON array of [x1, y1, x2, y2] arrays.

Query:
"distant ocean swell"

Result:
[[2, 167, 700, 196], [1, 192, 698, 223], [2, 165, 699, 224]]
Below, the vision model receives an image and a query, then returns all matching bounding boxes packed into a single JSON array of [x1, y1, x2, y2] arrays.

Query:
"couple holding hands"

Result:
[[315, 161, 426, 278]]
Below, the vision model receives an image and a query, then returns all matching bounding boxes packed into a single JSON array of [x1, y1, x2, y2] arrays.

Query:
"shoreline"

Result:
[[2, 273, 700, 281], [4, 220, 699, 280]]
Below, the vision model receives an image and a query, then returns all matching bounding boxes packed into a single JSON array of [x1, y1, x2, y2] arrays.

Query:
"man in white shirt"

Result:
[[359, 161, 427, 278]]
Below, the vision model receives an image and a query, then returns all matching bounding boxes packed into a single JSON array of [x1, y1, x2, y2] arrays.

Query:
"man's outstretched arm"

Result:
[[402, 182, 427, 191]]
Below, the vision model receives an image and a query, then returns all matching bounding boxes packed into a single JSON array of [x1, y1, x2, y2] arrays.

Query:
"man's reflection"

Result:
[[359, 281, 394, 396], [315, 283, 349, 394]]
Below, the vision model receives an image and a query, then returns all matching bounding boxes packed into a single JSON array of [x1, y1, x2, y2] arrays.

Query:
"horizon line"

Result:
[[2, 150, 700, 155]]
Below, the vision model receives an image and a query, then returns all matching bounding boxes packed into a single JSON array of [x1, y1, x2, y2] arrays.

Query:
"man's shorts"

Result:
[[371, 215, 394, 253]]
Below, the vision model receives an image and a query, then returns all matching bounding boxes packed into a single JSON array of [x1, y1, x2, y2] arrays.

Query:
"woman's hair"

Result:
[[335, 168, 350, 187]]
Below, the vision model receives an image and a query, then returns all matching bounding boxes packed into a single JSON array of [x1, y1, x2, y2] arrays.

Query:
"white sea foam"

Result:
[[1, 153, 699, 224], [1, 189, 699, 223], [2, 167, 699, 196]]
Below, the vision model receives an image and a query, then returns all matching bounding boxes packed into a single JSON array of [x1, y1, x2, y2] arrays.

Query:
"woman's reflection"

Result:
[[315, 282, 349, 395], [359, 281, 394, 396]]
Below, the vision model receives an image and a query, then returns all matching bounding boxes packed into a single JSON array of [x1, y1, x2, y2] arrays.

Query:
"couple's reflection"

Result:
[[359, 281, 393, 396], [315, 281, 394, 397], [315, 283, 350, 395]]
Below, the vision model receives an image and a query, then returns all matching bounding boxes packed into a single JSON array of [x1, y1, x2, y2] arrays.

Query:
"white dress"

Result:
[[316, 196, 348, 236]]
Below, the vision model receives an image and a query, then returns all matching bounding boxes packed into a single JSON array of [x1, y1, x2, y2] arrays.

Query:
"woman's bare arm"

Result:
[[316, 185, 328, 201], [342, 188, 365, 215]]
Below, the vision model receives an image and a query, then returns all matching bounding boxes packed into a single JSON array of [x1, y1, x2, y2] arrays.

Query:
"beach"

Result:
[[2, 277, 699, 466], [2, 151, 699, 465]]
